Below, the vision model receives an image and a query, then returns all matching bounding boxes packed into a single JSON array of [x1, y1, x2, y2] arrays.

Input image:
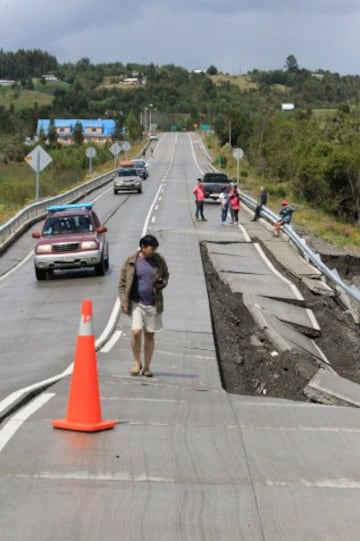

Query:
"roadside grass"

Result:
[[0, 140, 146, 225], [204, 133, 360, 251]]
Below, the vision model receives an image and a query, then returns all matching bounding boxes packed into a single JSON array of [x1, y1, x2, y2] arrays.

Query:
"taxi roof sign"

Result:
[[46, 203, 93, 213]]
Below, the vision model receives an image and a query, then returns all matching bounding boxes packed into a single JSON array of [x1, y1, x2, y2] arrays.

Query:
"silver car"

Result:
[[131, 158, 149, 179], [113, 167, 142, 194]]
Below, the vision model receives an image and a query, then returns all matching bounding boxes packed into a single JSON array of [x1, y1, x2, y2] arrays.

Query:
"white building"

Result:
[[281, 103, 295, 111]]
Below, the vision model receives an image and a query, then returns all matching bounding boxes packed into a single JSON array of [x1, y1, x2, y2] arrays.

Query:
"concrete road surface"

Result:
[[1, 132, 360, 540]]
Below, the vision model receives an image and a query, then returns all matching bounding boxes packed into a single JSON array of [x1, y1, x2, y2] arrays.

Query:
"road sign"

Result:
[[233, 148, 244, 184], [85, 147, 97, 159], [24, 145, 53, 201], [24, 145, 52, 173], [109, 142, 122, 157], [233, 148, 244, 161], [121, 140, 131, 158], [85, 147, 97, 175]]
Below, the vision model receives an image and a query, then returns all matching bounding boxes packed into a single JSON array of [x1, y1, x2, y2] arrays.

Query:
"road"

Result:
[[1, 132, 360, 540]]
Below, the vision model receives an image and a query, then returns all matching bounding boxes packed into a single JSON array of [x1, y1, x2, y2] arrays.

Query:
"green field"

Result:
[[0, 87, 53, 109], [0, 79, 70, 110]]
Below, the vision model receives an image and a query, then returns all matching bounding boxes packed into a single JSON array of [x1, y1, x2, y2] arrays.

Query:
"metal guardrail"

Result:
[[240, 192, 360, 304], [0, 169, 115, 255], [1, 158, 360, 305]]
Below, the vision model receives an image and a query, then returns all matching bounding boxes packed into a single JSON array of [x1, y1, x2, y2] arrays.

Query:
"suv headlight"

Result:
[[36, 244, 52, 253], [81, 240, 98, 250]]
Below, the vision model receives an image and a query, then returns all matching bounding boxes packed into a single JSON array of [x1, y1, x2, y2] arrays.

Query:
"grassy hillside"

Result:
[[0, 78, 70, 110], [210, 74, 258, 91]]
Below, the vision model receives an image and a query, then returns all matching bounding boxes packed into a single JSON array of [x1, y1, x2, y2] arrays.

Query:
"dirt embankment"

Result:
[[201, 239, 360, 403]]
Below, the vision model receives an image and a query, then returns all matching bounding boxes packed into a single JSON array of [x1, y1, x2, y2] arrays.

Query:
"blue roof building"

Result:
[[36, 119, 122, 144]]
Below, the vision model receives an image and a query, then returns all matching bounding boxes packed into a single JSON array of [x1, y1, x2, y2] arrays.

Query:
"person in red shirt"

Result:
[[229, 184, 240, 224], [192, 178, 207, 221]]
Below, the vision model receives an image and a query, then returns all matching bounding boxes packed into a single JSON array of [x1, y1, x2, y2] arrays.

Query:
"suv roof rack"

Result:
[[46, 203, 93, 213]]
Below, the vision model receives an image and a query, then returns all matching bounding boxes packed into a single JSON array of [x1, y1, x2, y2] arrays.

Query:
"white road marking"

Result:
[[0, 393, 55, 452], [0, 249, 33, 282], [254, 242, 304, 300], [238, 224, 251, 242]]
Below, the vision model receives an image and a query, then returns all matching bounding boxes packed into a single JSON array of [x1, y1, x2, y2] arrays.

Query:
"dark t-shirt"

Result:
[[130, 256, 157, 305]]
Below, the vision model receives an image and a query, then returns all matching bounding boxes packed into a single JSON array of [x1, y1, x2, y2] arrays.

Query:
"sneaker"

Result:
[[130, 362, 142, 376]]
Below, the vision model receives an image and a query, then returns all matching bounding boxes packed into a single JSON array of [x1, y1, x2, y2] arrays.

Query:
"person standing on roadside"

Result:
[[229, 184, 241, 224], [119, 234, 169, 377], [192, 178, 207, 221], [218, 186, 230, 224], [251, 186, 267, 221]]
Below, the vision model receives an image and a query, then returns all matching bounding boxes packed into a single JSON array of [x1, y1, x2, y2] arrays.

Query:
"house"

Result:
[[36, 119, 119, 145], [42, 74, 58, 81], [0, 79, 15, 86], [122, 77, 142, 85], [281, 103, 295, 111]]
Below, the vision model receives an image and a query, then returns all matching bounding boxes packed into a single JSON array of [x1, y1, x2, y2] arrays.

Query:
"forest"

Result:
[[1, 49, 360, 225]]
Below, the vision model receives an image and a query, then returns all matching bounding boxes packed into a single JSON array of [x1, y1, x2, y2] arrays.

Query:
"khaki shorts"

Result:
[[131, 302, 163, 332]]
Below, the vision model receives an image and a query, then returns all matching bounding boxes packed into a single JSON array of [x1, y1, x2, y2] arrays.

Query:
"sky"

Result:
[[1, 0, 360, 75]]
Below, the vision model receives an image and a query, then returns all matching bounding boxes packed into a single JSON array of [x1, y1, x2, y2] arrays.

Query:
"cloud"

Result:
[[0, 0, 360, 75]]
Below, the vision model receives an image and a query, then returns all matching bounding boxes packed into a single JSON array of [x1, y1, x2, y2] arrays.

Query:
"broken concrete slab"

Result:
[[243, 297, 329, 365], [301, 276, 335, 297], [304, 368, 360, 407], [243, 293, 320, 333]]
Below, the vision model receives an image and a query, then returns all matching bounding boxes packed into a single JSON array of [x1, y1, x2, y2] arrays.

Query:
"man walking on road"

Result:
[[119, 234, 169, 377], [192, 178, 207, 221]]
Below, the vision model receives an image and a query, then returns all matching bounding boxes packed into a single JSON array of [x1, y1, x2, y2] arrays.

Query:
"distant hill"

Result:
[[0, 78, 70, 110]]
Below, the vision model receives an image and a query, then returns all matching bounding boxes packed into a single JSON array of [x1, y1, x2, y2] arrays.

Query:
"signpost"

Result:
[[24, 145, 53, 201], [121, 140, 131, 159], [85, 146, 97, 176], [232, 147, 244, 184], [110, 141, 122, 168]]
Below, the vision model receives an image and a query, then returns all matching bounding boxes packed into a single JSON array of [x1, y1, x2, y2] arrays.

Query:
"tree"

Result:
[[73, 121, 84, 146], [47, 118, 58, 148], [207, 65, 218, 75], [124, 111, 142, 140], [285, 55, 299, 73]]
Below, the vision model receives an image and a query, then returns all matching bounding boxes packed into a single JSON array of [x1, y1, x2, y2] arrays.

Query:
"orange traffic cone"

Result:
[[52, 299, 116, 432]]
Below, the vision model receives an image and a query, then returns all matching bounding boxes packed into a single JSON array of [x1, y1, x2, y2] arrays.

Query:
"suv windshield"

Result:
[[117, 168, 139, 176], [203, 173, 229, 183], [43, 214, 93, 235]]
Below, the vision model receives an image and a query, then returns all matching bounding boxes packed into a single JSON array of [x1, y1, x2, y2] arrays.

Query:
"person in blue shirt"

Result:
[[119, 234, 169, 377], [274, 200, 295, 236]]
